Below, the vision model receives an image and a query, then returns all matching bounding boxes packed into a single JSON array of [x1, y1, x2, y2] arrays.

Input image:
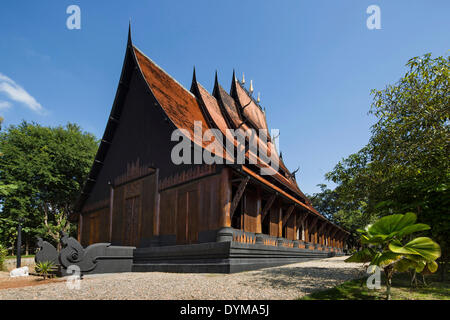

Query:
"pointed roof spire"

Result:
[[212, 70, 220, 97], [127, 20, 132, 46], [190, 66, 198, 94], [192, 66, 197, 82], [242, 73, 245, 84], [249, 80, 254, 95], [230, 69, 238, 96]]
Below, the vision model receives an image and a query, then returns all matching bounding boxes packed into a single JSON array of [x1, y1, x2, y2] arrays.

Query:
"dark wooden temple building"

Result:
[[71, 29, 349, 273]]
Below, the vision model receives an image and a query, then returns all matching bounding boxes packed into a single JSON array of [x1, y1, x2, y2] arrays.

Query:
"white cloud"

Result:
[[0, 101, 12, 110], [0, 73, 45, 114]]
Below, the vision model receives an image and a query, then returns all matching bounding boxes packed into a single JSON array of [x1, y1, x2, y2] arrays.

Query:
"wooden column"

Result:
[[219, 167, 232, 227], [78, 214, 83, 243], [293, 211, 298, 240], [297, 211, 308, 241], [278, 207, 283, 237], [109, 184, 114, 242], [304, 217, 309, 241], [308, 216, 319, 244], [255, 187, 262, 234]]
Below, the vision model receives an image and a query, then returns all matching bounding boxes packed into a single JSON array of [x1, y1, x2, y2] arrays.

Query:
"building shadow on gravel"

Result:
[[241, 266, 365, 294]]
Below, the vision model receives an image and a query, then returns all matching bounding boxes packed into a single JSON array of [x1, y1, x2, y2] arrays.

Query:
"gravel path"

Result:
[[0, 256, 364, 300]]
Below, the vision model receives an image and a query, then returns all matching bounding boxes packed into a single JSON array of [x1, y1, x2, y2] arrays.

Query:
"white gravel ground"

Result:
[[0, 256, 364, 300]]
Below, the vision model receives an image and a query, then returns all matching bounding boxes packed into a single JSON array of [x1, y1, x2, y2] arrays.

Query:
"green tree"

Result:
[[321, 53, 449, 279], [0, 121, 98, 250], [0, 117, 17, 198]]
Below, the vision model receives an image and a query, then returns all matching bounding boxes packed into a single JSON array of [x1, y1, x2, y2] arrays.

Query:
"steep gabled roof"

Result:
[[75, 29, 330, 224], [190, 72, 229, 135], [213, 76, 242, 129], [133, 47, 233, 163], [230, 73, 269, 131], [209, 73, 311, 203]]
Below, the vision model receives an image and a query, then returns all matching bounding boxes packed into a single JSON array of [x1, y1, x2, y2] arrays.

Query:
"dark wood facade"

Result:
[[72, 28, 349, 256]]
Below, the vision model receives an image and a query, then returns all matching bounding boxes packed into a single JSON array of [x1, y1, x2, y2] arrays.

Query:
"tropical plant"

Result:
[[346, 212, 441, 300], [314, 53, 449, 281], [35, 261, 56, 280]]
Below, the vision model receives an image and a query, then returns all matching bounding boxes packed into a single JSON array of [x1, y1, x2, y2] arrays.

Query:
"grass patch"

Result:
[[6, 255, 35, 260], [300, 272, 450, 300]]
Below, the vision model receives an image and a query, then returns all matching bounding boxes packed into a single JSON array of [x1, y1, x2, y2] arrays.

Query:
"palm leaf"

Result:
[[426, 261, 438, 273], [389, 237, 441, 261], [394, 257, 415, 272], [396, 223, 430, 238], [345, 248, 375, 263], [368, 212, 417, 236], [371, 251, 402, 267]]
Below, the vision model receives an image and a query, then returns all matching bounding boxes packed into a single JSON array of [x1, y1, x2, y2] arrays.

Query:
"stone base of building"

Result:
[[132, 240, 343, 274]]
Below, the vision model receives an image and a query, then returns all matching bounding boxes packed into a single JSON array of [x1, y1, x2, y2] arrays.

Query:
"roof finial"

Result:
[[257, 92, 260, 103], [212, 70, 220, 97], [242, 73, 245, 84], [192, 66, 197, 81], [127, 20, 133, 46], [249, 80, 254, 95]]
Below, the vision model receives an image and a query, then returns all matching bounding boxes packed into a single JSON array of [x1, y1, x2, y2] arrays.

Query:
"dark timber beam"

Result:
[[297, 211, 308, 226], [230, 176, 250, 219], [329, 227, 339, 239], [308, 216, 319, 233], [261, 194, 277, 222], [317, 221, 329, 235], [282, 205, 295, 227]]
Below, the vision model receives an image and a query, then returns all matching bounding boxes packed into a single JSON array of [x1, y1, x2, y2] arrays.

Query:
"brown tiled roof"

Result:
[[233, 80, 269, 130], [134, 46, 321, 218], [197, 83, 229, 135], [241, 166, 325, 219], [211, 80, 310, 203], [134, 47, 233, 163], [215, 84, 242, 128]]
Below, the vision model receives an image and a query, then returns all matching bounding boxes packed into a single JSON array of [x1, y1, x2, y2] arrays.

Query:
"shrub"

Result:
[[0, 244, 7, 271], [35, 261, 56, 279], [346, 212, 441, 300]]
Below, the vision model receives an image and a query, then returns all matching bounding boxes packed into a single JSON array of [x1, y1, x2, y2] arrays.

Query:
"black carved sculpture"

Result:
[[36, 232, 134, 275], [59, 232, 111, 273], [35, 237, 59, 265]]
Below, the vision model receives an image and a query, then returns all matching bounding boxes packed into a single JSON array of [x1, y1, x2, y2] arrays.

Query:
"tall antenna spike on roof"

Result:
[[249, 80, 254, 95], [242, 73, 245, 84]]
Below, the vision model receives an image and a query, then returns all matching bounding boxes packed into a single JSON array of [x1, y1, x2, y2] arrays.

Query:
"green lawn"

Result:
[[6, 255, 35, 260], [300, 272, 450, 300]]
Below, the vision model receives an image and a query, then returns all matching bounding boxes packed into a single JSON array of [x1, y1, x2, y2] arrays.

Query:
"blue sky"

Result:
[[0, 1, 448, 194]]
